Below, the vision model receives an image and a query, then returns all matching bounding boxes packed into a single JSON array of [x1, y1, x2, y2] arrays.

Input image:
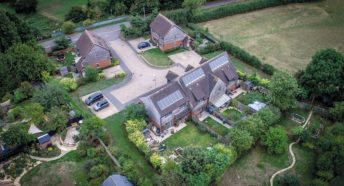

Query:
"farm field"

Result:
[[37, 0, 88, 21], [200, 0, 344, 73]]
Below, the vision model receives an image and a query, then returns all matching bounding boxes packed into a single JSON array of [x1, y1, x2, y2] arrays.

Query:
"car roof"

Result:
[[98, 99, 108, 104], [90, 92, 102, 98]]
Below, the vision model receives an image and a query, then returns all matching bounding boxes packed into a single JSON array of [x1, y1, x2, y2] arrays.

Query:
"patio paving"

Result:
[[168, 50, 202, 68]]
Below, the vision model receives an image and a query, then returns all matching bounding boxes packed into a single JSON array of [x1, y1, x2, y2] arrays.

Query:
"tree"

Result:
[[0, 10, 34, 53], [182, 0, 206, 15], [267, 71, 300, 111], [80, 116, 105, 142], [13, 0, 38, 13], [110, 2, 127, 16], [65, 6, 87, 23], [329, 102, 344, 122], [130, 0, 159, 15], [45, 107, 68, 132], [54, 36, 71, 50], [124, 104, 146, 120], [23, 103, 44, 125], [84, 66, 99, 82], [59, 78, 78, 92], [227, 128, 254, 154], [62, 21, 75, 34], [261, 127, 288, 154], [299, 49, 344, 103], [150, 153, 162, 169], [1, 124, 35, 146], [125, 119, 146, 134], [32, 82, 67, 111]]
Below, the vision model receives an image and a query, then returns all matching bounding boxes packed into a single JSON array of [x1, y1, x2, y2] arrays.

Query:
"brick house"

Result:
[[141, 52, 239, 131], [75, 30, 112, 74], [150, 14, 191, 51]]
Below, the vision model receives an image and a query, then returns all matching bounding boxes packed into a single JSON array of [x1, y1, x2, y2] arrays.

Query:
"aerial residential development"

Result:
[[0, 0, 343, 186]]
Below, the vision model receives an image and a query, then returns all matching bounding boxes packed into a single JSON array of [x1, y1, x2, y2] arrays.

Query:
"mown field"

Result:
[[200, 0, 344, 73]]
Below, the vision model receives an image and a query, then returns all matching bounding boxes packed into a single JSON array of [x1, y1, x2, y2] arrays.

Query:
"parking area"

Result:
[[128, 37, 156, 53], [108, 39, 185, 104], [168, 50, 202, 68], [81, 92, 118, 119]]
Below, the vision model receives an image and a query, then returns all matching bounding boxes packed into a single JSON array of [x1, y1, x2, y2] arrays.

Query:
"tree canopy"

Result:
[[299, 49, 344, 103], [32, 82, 67, 111], [1, 124, 35, 146], [267, 71, 300, 111], [227, 128, 254, 154], [261, 127, 288, 154]]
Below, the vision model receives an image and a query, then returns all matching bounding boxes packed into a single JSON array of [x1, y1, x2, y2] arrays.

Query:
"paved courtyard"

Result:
[[169, 50, 202, 68], [81, 92, 118, 119], [108, 39, 185, 105]]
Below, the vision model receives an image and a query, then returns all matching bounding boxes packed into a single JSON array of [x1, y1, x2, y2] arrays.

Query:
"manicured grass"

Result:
[[200, 0, 344, 73], [21, 151, 90, 186], [236, 92, 265, 105], [164, 122, 217, 149], [104, 113, 156, 181], [222, 108, 244, 122], [76, 76, 125, 96], [143, 48, 174, 67], [37, 0, 88, 21], [203, 117, 230, 136]]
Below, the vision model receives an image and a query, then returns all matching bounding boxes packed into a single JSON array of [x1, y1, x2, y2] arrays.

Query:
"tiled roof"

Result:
[[150, 14, 175, 37]]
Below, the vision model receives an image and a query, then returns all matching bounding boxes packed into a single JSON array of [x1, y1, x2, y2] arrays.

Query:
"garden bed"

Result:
[[222, 108, 244, 122], [29, 145, 61, 158], [203, 117, 230, 136]]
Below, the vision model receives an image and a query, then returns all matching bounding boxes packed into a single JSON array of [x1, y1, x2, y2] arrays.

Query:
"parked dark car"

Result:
[[137, 42, 151, 49], [85, 92, 103, 105], [93, 99, 109, 111]]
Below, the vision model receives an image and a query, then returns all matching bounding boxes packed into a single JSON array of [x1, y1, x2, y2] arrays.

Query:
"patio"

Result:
[[168, 50, 202, 69]]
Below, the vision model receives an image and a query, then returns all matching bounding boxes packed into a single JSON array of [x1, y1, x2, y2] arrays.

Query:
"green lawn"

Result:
[[104, 113, 156, 181], [164, 122, 217, 149], [236, 92, 265, 105], [37, 0, 88, 21], [222, 108, 244, 122], [143, 48, 184, 67], [203, 117, 230, 136], [21, 151, 91, 186], [76, 76, 124, 96]]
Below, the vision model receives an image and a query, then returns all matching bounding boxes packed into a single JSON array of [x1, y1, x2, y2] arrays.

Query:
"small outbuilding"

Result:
[[248, 101, 266, 113], [37, 133, 52, 149], [241, 80, 254, 91], [102, 174, 133, 186]]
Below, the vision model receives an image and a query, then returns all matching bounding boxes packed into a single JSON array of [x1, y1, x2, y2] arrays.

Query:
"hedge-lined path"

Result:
[[270, 110, 313, 186]]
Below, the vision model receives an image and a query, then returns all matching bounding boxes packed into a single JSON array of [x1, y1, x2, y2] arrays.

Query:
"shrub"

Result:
[[59, 78, 78, 92], [112, 59, 120, 66], [261, 63, 275, 75], [261, 127, 288, 154], [150, 153, 163, 169], [84, 66, 99, 82], [62, 21, 75, 34], [65, 5, 87, 23], [116, 72, 126, 78], [125, 119, 146, 134], [82, 19, 94, 27], [2, 93, 12, 102], [12, 90, 27, 104]]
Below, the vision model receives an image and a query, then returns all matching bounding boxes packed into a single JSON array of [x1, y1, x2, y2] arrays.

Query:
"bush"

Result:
[[59, 78, 78, 92], [84, 66, 99, 82], [150, 153, 163, 169], [261, 63, 275, 75], [112, 58, 120, 66], [62, 21, 75, 34], [2, 93, 12, 102], [83, 19, 94, 27], [12, 90, 27, 104], [261, 127, 288, 154], [65, 5, 87, 23], [116, 72, 126, 78], [196, 43, 222, 55]]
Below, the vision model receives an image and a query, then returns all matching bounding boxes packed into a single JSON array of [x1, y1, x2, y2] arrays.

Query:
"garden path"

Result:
[[269, 110, 313, 186]]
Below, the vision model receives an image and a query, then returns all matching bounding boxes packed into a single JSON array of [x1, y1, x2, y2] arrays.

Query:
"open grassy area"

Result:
[[201, 51, 269, 78], [143, 48, 184, 67], [21, 151, 90, 186], [220, 145, 291, 186], [164, 122, 217, 149], [203, 117, 230, 136], [37, 0, 87, 21], [222, 108, 244, 122], [200, 0, 344, 73], [104, 113, 157, 181]]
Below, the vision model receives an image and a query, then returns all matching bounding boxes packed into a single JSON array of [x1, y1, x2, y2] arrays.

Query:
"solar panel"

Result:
[[182, 68, 205, 86], [209, 54, 228, 71], [157, 90, 183, 110]]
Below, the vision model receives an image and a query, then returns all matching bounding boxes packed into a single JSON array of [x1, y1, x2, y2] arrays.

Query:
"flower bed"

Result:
[[29, 145, 61, 158]]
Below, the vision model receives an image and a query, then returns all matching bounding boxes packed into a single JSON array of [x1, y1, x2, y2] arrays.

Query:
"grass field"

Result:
[[37, 0, 87, 21], [204, 117, 230, 136], [200, 0, 344, 73], [220, 145, 290, 186], [164, 122, 217, 149]]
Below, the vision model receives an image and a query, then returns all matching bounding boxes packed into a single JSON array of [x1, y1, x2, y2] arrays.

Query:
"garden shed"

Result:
[[248, 101, 266, 112], [37, 133, 52, 149]]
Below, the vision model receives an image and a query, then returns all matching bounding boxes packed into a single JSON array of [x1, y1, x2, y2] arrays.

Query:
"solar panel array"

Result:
[[157, 90, 184, 110], [209, 54, 228, 71], [182, 68, 205, 86]]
